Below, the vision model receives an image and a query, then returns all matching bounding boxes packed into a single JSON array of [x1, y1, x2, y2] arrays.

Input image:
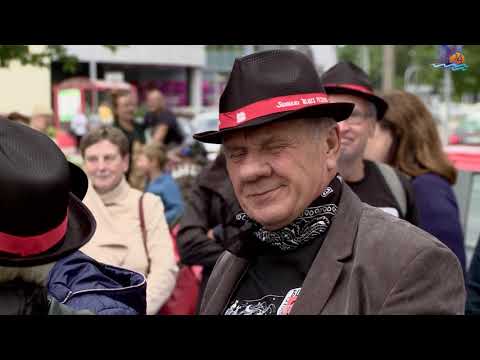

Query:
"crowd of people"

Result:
[[0, 48, 479, 315]]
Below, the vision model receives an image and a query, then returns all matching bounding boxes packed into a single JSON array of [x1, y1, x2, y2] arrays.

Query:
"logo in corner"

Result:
[[432, 45, 468, 71]]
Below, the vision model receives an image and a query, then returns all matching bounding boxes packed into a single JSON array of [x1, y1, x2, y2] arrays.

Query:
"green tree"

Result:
[[0, 45, 118, 73]]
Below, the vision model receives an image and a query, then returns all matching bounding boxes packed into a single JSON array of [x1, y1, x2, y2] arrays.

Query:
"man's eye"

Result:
[[267, 144, 286, 152], [229, 151, 246, 160]]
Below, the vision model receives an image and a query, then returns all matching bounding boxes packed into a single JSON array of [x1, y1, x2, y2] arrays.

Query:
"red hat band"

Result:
[[0, 212, 68, 257], [323, 83, 374, 96], [219, 92, 329, 130]]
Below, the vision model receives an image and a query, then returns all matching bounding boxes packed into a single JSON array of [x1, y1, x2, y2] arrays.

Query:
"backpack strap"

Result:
[[374, 162, 407, 218]]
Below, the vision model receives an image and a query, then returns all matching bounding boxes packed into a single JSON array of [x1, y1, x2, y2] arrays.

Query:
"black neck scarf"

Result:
[[233, 175, 343, 253]]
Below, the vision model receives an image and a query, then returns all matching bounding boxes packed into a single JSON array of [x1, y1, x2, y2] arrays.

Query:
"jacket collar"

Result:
[[202, 184, 363, 315], [47, 251, 147, 314]]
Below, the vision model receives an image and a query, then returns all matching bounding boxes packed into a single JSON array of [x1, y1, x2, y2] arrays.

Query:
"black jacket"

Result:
[[0, 280, 92, 315], [177, 153, 242, 303], [466, 235, 480, 314]]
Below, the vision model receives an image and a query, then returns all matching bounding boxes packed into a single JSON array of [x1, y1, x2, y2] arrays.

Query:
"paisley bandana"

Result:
[[235, 175, 343, 252]]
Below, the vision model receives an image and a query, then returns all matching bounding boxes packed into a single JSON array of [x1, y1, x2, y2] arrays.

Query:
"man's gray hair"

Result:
[[367, 102, 378, 120], [300, 117, 337, 141], [0, 262, 56, 286]]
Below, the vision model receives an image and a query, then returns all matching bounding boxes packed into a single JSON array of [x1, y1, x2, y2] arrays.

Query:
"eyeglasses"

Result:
[[343, 110, 375, 125]]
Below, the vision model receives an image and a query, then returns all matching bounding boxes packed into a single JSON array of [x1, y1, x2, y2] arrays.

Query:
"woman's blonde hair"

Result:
[[383, 90, 457, 185]]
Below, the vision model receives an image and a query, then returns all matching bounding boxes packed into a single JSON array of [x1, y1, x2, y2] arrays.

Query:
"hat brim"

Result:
[[0, 193, 96, 267], [193, 102, 354, 144], [324, 86, 388, 121], [69, 162, 88, 201], [0, 162, 96, 267]]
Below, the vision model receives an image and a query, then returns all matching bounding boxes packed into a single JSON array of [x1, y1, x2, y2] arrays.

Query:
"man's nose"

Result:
[[238, 155, 272, 183]]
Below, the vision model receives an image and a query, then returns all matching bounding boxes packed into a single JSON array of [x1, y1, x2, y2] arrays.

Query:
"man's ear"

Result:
[[325, 124, 340, 171]]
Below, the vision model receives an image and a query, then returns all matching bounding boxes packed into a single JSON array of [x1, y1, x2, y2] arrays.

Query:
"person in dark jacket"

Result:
[[176, 151, 242, 309], [144, 89, 184, 147], [365, 90, 466, 273], [466, 234, 480, 314], [0, 118, 146, 315]]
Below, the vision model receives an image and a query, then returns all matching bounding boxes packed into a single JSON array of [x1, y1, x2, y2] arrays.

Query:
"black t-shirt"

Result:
[[224, 239, 323, 315], [346, 160, 418, 225], [144, 110, 184, 146]]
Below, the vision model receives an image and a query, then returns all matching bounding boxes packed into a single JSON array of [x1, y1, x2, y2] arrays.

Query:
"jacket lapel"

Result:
[[202, 254, 249, 315], [290, 185, 363, 315]]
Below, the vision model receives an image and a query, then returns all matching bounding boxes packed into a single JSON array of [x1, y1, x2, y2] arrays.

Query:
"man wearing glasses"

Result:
[[321, 62, 418, 224]]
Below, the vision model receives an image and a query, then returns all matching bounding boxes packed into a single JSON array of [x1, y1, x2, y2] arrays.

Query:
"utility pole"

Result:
[[89, 61, 98, 113], [382, 45, 395, 92], [442, 69, 453, 145], [360, 45, 370, 75]]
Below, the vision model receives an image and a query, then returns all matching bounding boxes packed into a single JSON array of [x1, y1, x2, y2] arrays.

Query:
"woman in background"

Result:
[[365, 90, 466, 273]]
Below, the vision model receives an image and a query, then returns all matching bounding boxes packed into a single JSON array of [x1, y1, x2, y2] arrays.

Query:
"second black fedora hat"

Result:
[[0, 118, 96, 267], [193, 49, 354, 144], [320, 61, 388, 121]]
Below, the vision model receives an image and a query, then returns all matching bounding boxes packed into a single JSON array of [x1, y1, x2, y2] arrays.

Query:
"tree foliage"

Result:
[[0, 45, 118, 73]]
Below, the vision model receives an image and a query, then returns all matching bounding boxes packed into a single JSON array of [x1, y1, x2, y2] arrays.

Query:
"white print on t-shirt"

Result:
[[225, 295, 283, 315], [378, 207, 400, 218], [277, 288, 302, 315]]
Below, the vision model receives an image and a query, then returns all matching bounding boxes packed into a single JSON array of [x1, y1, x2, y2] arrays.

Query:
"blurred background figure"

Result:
[[112, 90, 145, 157], [136, 142, 185, 228], [70, 107, 89, 146], [79, 126, 178, 315], [30, 104, 54, 136], [144, 89, 184, 148], [111, 90, 145, 186], [98, 101, 114, 125], [7, 112, 30, 126], [365, 90, 466, 272], [177, 151, 242, 312]]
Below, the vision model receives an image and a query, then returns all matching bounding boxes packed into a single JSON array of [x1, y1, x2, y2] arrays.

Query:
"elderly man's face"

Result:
[[328, 94, 376, 164], [224, 119, 340, 230]]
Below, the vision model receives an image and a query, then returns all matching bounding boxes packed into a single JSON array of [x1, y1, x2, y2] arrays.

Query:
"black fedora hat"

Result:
[[193, 50, 354, 144], [0, 118, 96, 267], [320, 61, 388, 120]]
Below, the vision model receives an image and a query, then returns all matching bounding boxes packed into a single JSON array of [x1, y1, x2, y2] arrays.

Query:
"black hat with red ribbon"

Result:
[[320, 61, 388, 120], [0, 118, 96, 267], [193, 50, 354, 144]]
